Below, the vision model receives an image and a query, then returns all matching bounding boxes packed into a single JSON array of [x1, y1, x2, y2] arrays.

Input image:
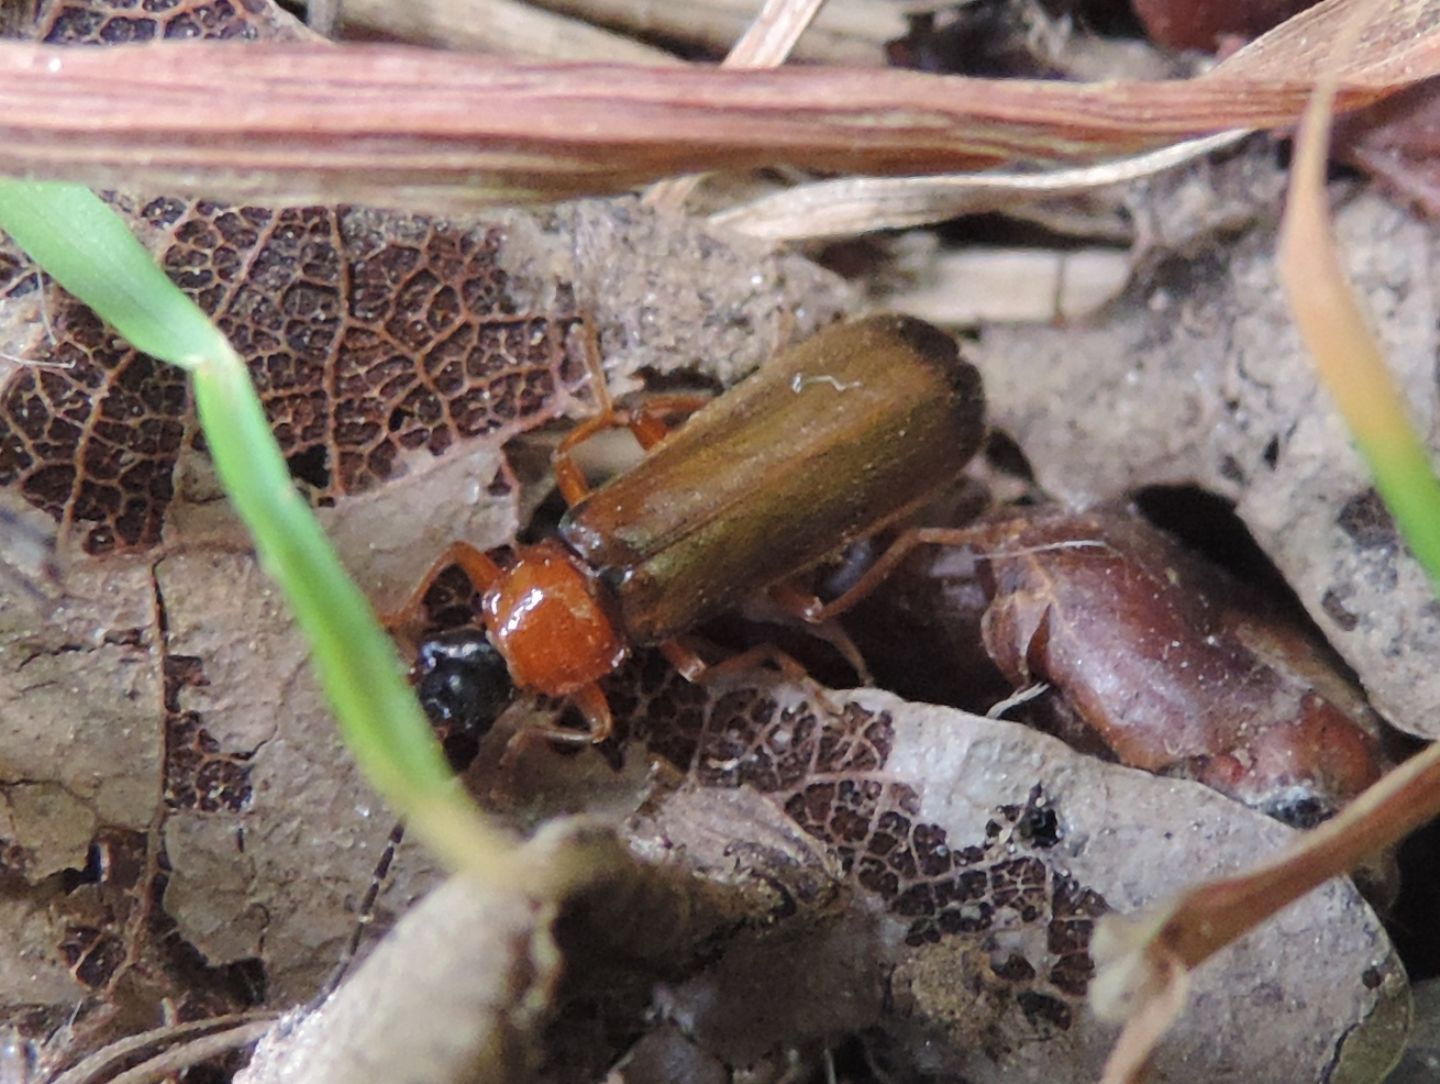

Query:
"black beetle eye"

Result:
[[412, 629, 515, 744]]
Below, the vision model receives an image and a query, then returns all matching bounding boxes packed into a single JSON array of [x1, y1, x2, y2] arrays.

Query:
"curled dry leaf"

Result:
[[851, 505, 1392, 830], [973, 149, 1440, 744], [459, 670, 1403, 1082], [709, 131, 1251, 242]]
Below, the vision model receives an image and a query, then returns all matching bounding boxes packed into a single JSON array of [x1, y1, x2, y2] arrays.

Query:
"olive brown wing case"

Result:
[[560, 315, 985, 645]]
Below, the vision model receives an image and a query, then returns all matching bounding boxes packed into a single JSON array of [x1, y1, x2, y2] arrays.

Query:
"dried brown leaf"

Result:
[[1021, 514, 1376, 802]]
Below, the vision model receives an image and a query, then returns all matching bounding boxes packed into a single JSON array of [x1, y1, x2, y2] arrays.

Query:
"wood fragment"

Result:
[[883, 246, 1130, 326]]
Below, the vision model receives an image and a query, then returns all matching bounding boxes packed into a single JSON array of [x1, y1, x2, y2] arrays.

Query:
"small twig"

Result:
[[100, 1023, 275, 1084]]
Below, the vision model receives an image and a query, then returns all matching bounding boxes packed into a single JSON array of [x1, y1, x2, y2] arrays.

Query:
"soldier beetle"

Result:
[[394, 314, 986, 743]]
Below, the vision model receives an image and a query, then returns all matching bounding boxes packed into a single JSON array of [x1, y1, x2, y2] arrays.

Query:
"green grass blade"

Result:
[[0, 181, 522, 881], [0, 182, 223, 365]]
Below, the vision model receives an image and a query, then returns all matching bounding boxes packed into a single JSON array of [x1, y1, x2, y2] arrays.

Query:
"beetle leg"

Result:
[[518, 683, 614, 747], [554, 393, 711, 505], [660, 637, 810, 687], [625, 394, 710, 450], [805, 519, 1111, 623], [381, 541, 506, 633], [556, 298, 707, 505], [573, 314, 617, 415], [802, 526, 1005, 623], [658, 638, 709, 683], [767, 582, 873, 685], [570, 682, 615, 742], [554, 411, 626, 505], [662, 638, 844, 716]]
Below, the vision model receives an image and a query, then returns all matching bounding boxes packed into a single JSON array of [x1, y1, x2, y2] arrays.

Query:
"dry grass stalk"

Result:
[[0, 34, 1432, 212], [710, 129, 1249, 239]]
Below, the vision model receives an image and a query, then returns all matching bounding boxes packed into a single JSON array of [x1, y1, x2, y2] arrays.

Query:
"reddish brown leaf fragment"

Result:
[[859, 506, 1389, 825], [981, 509, 1388, 820]]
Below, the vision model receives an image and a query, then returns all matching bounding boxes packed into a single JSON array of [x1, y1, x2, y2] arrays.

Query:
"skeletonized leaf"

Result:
[[465, 671, 1404, 1082]]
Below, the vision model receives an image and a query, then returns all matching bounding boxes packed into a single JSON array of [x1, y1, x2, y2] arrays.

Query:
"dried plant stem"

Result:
[[711, 129, 1249, 239], [1, 0, 1435, 211], [712, 0, 828, 68]]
